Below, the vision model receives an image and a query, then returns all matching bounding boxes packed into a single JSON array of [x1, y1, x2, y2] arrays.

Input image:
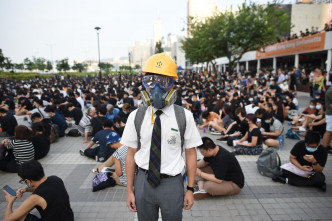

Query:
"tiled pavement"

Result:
[[1, 92, 332, 221]]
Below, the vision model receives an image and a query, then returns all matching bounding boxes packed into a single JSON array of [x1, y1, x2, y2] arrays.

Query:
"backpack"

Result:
[[49, 123, 60, 143], [66, 128, 80, 137], [256, 147, 281, 178], [134, 104, 186, 152], [285, 128, 300, 140]]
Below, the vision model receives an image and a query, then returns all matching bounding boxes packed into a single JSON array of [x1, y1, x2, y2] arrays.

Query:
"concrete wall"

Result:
[[291, 4, 332, 35]]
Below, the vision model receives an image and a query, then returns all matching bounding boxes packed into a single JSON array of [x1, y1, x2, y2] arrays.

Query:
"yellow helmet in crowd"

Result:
[[142, 53, 178, 80]]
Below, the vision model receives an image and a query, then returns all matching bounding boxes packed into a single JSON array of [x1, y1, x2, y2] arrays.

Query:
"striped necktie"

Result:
[[147, 110, 163, 187]]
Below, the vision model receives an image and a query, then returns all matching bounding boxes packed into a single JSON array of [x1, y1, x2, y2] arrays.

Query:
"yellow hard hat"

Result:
[[142, 53, 178, 79]]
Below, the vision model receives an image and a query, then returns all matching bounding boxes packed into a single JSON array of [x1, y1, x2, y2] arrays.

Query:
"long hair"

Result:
[[15, 125, 31, 141]]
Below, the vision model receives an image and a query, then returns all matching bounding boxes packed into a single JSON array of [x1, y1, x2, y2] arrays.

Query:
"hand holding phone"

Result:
[[3, 185, 16, 196]]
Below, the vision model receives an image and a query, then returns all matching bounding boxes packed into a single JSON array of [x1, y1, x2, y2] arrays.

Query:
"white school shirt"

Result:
[[121, 104, 202, 176]]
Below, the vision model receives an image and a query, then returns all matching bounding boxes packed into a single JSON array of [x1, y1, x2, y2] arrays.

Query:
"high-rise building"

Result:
[[154, 17, 164, 44]]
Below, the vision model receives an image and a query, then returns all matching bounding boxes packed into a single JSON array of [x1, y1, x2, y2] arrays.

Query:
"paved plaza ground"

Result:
[[1, 92, 332, 221]]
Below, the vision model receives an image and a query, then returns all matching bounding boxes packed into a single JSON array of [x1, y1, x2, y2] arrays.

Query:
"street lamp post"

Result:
[[94, 26, 101, 82], [128, 52, 131, 74]]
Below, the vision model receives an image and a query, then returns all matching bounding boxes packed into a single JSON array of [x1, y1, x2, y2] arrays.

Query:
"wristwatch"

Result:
[[312, 161, 318, 166], [186, 186, 194, 192]]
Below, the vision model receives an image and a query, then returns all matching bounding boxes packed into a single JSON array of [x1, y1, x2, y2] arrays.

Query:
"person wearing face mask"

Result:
[[121, 53, 202, 220], [272, 131, 327, 192], [261, 114, 283, 148], [292, 100, 317, 126], [2, 160, 74, 221]]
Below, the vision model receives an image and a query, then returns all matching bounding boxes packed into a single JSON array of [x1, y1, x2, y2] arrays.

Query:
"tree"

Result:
[[155, 41, 164, 54], [99, 62, 113, 73], [56, 58, 70, 72], [182, 0, 292, 72], [46, 61, 53, 71], [33, 57, 46, 71], [14, 63, 24, 70], [72, 62, 87, 72], [0, 49, 14, 71], [135, 64, 141, 70], [23, 58, 35, 71], [0, 49, 5, 69]]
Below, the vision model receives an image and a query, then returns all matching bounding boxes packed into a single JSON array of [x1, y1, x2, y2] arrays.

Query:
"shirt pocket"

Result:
[[165, 129, 181, 148]]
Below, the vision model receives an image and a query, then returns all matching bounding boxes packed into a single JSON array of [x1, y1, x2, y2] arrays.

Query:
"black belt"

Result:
[[138, 168, 180, 179]]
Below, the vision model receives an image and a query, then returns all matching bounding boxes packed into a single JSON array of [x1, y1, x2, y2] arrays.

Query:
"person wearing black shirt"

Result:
[[31, 122, 50, 160], [233, 114, 263, 155], [15, 97, 33, 115], [91, 106, 109, 137], [31, 113, 52, 139], [66, 103, 83, 125], [0, 108, 18, 137], [273, 131, 328, 191], [194, 137, 244, 200], [2, 160, 74, 221]]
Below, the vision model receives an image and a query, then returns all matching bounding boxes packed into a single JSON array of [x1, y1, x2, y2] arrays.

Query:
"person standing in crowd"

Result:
[[0, 108, 18, 137], [2, 160, 74, 221], [122, 53, 202, 221], [194, 137, 244, 200], [323, 87, 332, 152]]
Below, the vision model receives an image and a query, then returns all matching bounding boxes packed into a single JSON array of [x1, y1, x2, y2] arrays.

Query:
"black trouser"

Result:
[[282, 169, 325, 187], [0, 146, 20, 173]]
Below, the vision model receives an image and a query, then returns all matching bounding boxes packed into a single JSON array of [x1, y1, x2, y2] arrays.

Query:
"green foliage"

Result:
[[135, 64, 141, 70], [33, 57, 46, 71], [99, 62, 113, 73], [182, 0, 292, 72], [155, 41, 164, 54], [46, 61, 53, 71], [72, 62, 87, 72], [0, 49, 14, 71], [56, 58, 70, 72], [119, 65, 131, 71], [24, 58, 35, 71]]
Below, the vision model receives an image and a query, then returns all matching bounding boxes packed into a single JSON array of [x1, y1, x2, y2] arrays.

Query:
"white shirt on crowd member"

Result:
[[121, 104, 202, 176]]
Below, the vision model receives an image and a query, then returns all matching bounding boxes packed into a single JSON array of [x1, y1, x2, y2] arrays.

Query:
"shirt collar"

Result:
[[151, 104, 172, 117]]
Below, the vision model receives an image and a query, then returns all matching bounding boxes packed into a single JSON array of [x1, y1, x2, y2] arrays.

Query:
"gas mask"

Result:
[[141, 74, 177, 109]]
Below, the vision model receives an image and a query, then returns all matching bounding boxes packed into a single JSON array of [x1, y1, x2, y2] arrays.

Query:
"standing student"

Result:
[[122, 53, 202, 221]]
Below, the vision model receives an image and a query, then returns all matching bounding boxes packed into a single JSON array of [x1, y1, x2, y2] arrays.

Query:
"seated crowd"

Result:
[[0, 64, 331, 220]]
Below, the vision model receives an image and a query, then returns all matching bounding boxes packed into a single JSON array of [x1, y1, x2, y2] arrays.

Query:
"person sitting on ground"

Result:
[[0, 125, 35, 173], [217, 107, 248, 144], [92, 131, 128, 186], [78, 106, 96, 143], [26, 99, 49, 123], [2, 160, 74, 221], [80, 119, 115, 162], [198, 110, 219, 130], [292, 100, 317, 125], [272, 131, 328, 192], [91, 106, 109, 137], [31, 122, 50, 160], [44, 105, 67, 137], [15, 97, 33, 116], [113, 116, 126, 137], [105, 104, 120, 122], [31, 113, 52, 139], [66, 102, 83, 126], [233, 114, 263, 155], [0, 108, 18, 137], [194, 137, 244, 200], [209, 104, 234, 135], [261, 114, 283, 148]]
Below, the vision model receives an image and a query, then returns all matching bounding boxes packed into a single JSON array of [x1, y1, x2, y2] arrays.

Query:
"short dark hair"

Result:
[[99, 106, 107, 116], [202, 111, 209, 119], [235, 107, 246, 117], [35, 99, 44, 107], [31, 112, 42, 120], [15, 125, 31, 141], [197, 137, 216, 150], [44, 105, 55, 113], [31, 122, 44, 133], [246, 113, 257, 124], [18, 160, 45, 181], [103, 119, 113, 128], [305, 130, 321, 145], [66, 102, 74, 108], [0, 108, 7, 114]]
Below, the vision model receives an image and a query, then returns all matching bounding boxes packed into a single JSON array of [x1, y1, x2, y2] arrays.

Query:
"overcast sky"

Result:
[[0, 0, 295, 63]]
